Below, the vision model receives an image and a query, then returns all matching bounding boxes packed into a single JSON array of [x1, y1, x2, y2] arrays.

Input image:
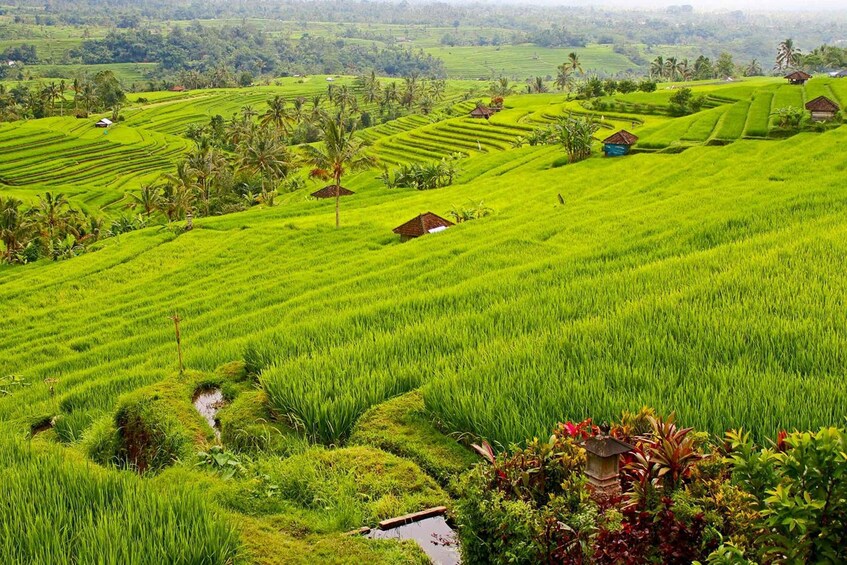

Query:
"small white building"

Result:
[[95, 118, 113, 128]]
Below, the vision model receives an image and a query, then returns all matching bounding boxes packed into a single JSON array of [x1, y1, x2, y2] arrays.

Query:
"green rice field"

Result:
[[2, 71, 847, 562]]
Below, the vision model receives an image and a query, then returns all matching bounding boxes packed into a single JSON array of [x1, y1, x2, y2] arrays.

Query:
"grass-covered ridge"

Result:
[[2, 74, 847, 562], [3, 114, 847, 447]]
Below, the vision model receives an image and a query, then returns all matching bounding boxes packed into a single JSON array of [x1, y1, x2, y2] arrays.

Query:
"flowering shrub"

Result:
[[456, 413, 847, 564]]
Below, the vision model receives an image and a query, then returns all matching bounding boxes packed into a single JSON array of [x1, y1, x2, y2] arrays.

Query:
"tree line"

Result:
[[0, 70, 125, 122], [70, 23, 445, 81]]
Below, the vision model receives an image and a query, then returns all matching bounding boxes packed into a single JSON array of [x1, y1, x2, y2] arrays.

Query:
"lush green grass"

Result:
[[2, 75, 847, 561], [0, 435, 239, 563], [424, 44, 638, 80]]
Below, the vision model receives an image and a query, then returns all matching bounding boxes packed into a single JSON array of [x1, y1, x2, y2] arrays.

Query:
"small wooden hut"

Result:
[[95, 118, 113, 128], [470, 105, 495, 119], [311, 185, 354, 199], [169, 85, 186, 92], [805, 96, 840, 122], [602, 130, 639, 157], [785, 70, 812, 85], [392, 212, 454, 241]]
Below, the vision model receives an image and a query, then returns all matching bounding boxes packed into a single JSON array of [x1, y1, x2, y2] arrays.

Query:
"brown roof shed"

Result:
[[470, 105, 495, 119], [393, 212, 454, 239], [785, 70, 812, 84], [805, 96, 839, 113], [311, 185, 354, 199], [602, 130, 639, 145]]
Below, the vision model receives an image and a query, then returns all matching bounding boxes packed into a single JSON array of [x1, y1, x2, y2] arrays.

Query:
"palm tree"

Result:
[[428, 79, 446, 102], [262, 95, 293, 135], [567, 52, 584, 75], [402, 74, 420, 108], [33, 192, 71, 240], [292, 96, 307, 124], [128, 183, 162, 217], [240, 105, 257, 124], [0, 196, 33, 263], [236, 130, 297, 200], [776, 39, 801, 71], [678, 59, 692, 81], [381, 82, 399, 108], [42, 82, 61, 116], [555, 64, 574, 92], [58, 80, 66, 116], [361, 71, 382, 103], [664, 57, 680, 81], [162, 162, 196, 221], [528, 77, 548, 94], [302, 115, 376, 228], [745, 59, 763, 77], [650, 56, 665, 80], [489, 77, 515, 98], [186, 144, 227, 215]]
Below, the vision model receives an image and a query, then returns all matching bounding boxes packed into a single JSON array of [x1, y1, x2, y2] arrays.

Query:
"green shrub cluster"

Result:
[[455, 412, 847, 564]]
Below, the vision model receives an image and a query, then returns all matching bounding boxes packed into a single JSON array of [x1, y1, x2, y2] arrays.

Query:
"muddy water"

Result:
[[368, 516, 460, 564], [193, 388, 224, 440]]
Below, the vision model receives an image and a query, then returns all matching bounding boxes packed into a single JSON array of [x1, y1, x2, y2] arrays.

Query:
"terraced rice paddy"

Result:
[[2, 73, 847, 562], [424, 44, 638, 79]]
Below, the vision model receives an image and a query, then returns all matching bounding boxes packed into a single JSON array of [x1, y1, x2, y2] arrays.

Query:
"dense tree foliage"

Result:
[[71, 23, 444, 78]]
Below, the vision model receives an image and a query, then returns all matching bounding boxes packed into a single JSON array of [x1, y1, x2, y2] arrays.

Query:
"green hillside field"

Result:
[[2, 74, 847, 562]]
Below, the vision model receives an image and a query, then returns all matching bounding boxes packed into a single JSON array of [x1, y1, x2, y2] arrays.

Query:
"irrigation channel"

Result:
[[365, 507, 460, 564], [191, 390, 460, 561], [193, 388, 224, 440]]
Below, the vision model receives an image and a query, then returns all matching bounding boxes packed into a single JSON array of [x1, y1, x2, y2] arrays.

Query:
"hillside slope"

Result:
[[2, 125, 846, 448]]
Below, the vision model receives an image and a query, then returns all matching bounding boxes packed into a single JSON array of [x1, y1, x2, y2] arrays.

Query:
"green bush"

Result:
[[455, 431, 593, 564]]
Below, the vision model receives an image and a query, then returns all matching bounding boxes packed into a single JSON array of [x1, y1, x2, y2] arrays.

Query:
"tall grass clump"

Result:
[[0, 436, 239, 564], [261, 354, 422, 444]]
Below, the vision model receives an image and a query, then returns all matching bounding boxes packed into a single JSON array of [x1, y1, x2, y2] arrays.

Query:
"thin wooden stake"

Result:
[[169, 311, 184, 375]]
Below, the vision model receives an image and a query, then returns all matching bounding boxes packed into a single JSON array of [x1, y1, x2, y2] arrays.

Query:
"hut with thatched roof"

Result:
[[392, 212, 454, 241], [602, 130, 639, 157], [785, 70, 812, 85], [470, 105, 495, 119], [311, 185, 354, 199], [805, 96, 840, 122]]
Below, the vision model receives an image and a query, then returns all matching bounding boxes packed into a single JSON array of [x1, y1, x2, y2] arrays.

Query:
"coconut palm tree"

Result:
[[650, 57, 665, 80], [402, 74, 420, 108], [528, 77, 548, 94], [555, 64, 574, 92], [58, 80, 66, 116], [489, 77, 515, 98], [567, 52, 584, 75], [776, 39, 801, 70], [0, 196, 33, 263], [33, 192, 71, 241], [162, 162, 196, 221], [262, 95, 293, 135], [186, 143, 228, 214], [128, 183, 162, 218], [428, 79, 446, 102], [302, 114, 376, 228], [745, 59, 763, 77], [360, 71, 382, 103], [236, 130, 297, 201]]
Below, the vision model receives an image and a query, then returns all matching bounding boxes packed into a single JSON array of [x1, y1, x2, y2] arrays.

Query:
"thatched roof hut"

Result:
[[392, 212, 454, 241], [470, 105, 495, 119], [311, 185, 354, 199], [785, 70, 812, 85]]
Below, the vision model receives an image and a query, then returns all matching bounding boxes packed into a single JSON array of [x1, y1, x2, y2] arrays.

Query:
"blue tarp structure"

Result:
[[603, 144, 630, 157]]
